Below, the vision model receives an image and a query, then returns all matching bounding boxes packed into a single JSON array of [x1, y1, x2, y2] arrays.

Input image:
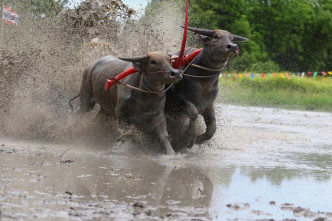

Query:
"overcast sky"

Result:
[[67, 0, 151, 12]]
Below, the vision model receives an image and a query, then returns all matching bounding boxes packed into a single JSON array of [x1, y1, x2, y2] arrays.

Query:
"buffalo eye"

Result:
[[213, 35, 219, 39], [150, 60, 158, 64]]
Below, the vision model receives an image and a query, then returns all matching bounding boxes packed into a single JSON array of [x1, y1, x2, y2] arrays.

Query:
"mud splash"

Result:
[[0, 0, 182, 144]]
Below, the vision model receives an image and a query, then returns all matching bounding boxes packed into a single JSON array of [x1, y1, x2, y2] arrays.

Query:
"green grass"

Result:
[[217, 76, 332, 112]]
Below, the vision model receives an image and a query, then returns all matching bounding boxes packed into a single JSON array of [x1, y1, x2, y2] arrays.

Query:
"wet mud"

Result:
[[1, 105, 332, 220]]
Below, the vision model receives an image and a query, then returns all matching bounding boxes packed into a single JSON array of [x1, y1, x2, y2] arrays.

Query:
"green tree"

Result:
[[0, 0, 68, 17], [26, 0, 69, 17], [187, 0, 332, 72], [245, 0, 331, 71]]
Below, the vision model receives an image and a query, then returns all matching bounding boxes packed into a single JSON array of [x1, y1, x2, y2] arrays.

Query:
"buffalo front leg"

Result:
[[178, 98, 199, 148], [158, 129, 176, 155], [196, 106, 217, 144], [141, 114, 176, 155]]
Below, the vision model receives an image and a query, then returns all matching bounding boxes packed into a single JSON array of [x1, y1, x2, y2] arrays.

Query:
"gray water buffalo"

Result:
[[166, 27, 248, 150], [73, 52, 182, 154]]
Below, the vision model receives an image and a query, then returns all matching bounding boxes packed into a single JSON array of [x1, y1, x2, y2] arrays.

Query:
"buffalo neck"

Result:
[[126, 74, 165, 108], [140, 74, 165, 93], [194, 47, 228, 72]]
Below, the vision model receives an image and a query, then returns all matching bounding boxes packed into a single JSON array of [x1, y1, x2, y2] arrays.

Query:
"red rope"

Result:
[[181, 48, 202, 66], [173, 0, 189, 69], [104, 48, 204, 91], [104, 67, 138, 91]]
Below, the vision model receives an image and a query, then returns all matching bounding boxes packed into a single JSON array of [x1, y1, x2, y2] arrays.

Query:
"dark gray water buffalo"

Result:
[[166, 27, 248, 149], [74, 52, 182, 154]]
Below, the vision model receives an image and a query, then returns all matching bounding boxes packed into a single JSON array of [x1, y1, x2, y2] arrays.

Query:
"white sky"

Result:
[[67, 0, 151, 12]]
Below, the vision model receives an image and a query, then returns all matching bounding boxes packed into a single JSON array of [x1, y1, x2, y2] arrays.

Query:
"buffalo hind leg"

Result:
[[94, 108, 111, 124], [78, 92, 95, 113], [196, 106, 216, 144], [79, 69, 95, 113]]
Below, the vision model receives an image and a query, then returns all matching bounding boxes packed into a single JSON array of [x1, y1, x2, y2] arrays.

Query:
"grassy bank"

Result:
[[217, 76, 332, 112]]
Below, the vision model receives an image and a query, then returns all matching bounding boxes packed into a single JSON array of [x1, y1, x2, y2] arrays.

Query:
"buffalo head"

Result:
[[187, 27, 248, 66], [119, 52, 182, 88]]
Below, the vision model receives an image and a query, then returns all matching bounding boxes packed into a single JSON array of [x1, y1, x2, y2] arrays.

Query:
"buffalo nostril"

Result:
[[227, 43, 238, 51], [171, 71, 180, 76]]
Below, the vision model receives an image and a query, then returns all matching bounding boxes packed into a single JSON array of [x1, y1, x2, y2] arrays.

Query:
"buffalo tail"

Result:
[[68, 93, 80, 112]]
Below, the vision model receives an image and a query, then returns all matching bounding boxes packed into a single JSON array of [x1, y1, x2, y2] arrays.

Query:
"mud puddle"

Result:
[[1, 105, 332, 220]]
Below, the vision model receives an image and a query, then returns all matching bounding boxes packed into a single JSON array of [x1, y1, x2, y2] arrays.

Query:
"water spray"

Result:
[[104, 0, 191, 91]]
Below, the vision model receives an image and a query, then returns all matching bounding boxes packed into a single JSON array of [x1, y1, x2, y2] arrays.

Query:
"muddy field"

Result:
[[1, 104, 332, 220]]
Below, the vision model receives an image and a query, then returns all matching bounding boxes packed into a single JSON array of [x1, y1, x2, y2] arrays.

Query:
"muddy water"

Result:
[[1, 105, 331, 220]]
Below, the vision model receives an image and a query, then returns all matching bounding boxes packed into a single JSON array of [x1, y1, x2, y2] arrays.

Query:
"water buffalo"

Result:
[[72, 52, 182, 154], [166, 27, 248, 150]]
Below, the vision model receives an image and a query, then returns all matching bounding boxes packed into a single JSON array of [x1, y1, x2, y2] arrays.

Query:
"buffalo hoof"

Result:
[[195, 134, 208, 144], [188, 139, 195, 148], [166, 148, 176, 155]]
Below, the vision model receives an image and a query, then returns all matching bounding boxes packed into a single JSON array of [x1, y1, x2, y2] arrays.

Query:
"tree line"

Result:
[[149, 0, 332, 72], [187, 0, 332, 72]]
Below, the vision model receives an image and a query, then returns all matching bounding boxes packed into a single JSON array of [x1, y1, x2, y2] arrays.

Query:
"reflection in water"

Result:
[[160, 168, 213, 207], [0, 149, 214, 219], [210, 168, 332, 221], [1, 142, 332, 220], [240, 166, 331, 186]]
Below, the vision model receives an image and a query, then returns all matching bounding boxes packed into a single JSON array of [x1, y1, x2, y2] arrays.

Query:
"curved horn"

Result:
[[118, 55, 148, 63], [181, 26, 214, 37], [233, 35, 249, 42]]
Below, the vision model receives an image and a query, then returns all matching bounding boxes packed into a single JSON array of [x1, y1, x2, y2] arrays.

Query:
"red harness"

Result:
[[104, 67, 138, 91], [173, 0, 189, 69], [104, 48, 203, 91], [178, 48, 203, 66]]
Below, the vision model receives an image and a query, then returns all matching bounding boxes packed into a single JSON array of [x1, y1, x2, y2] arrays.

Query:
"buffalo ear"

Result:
[[118, 55, 148, 71], [233, 35, 249, 42], [195, 33, 211, 44]]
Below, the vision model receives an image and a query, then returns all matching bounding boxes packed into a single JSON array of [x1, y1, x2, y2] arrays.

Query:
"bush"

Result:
[[218, 77, 332, 111], [251, 60, 280, 73], [228, 53, 256, 72]]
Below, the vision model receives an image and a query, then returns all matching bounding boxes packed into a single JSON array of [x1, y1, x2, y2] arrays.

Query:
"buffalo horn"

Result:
[[233, 35, 249, 42], [181, 26, 214, 37], [118, 56, 148, 63]]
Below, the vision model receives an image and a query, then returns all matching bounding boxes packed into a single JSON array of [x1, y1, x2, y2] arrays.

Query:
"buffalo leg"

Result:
[[196, 106, 216, 144], [186, 118, 198, 148], [79, 95, 95, 113], [142, 113, 175, 155], [79, 70, 95, 113], [182, 99, 199, 148], [167, 99, 198, 151], [94, 108, 110, 124], [167, 113, 193, 151]]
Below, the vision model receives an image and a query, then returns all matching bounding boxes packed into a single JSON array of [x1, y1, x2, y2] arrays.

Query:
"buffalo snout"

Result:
[[226, 43, 239, 53], [169, 69, 182, 83]]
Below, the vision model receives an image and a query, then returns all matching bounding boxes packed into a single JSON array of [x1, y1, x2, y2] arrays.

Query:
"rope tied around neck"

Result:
[[103, 72, 173, 96], [180, 50, 224, 78]]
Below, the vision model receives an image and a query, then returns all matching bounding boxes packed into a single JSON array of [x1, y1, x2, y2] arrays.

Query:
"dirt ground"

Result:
[[1, 104, 332, 221]]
